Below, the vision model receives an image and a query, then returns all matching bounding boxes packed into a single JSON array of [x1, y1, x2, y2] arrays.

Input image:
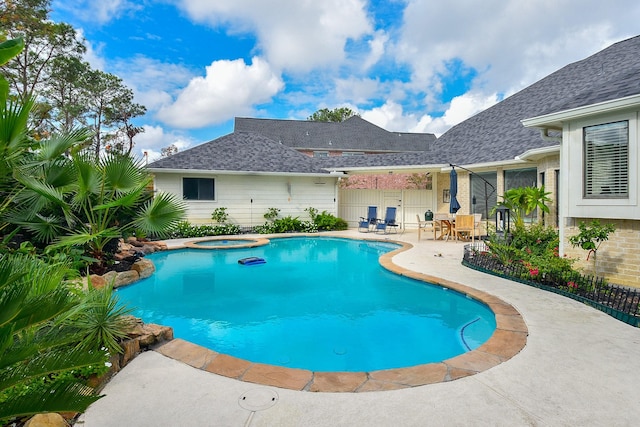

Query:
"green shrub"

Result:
[[486, 224, 576, 283], [211, 207, 229, 223], [305, 207, 348, 231], [264, 208, 280, 221], [271, 216, 302, 233], [167, 221, 240, 238]]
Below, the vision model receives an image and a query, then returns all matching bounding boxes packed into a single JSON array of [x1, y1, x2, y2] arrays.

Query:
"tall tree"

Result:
[[103, 97, 146, 156], [161, 144, 178, 157], [0, 0, 86, 102], [43, 55, 90, 133], [81, 70, 145, 159], [308, 107, 359, 122]]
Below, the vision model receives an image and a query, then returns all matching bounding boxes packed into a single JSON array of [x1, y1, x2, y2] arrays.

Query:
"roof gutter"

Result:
[[515, 145, 560, 162], [146, 167, 336, 178], [438, 158, 529, 173], [331, 164, 447, 174]]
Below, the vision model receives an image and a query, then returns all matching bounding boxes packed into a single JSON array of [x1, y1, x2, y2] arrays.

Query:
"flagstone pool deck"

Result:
[[79, 229, 640, 426]]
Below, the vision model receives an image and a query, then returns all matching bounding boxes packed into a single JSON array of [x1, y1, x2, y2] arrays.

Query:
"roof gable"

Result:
[[234, 116, 435, 152], [434, 35, 640, 166], [147, 132, 329, 174]]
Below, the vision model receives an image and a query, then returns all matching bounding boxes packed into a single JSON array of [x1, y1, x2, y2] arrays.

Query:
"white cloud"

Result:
[[156, 56, 284, 128], [396, 0, 640, 97], [134, 125, 196, 162], [361, 31, 389, 71], [75, 29, 106, 70], [177, 0, 373, 72], [361, 101, 429, 133], [360, 92, 499, 136], [426, 92, 500, 136], [111, 56, 196, 111], [53, 0, 139, 25], [335, 77, 382, 104]]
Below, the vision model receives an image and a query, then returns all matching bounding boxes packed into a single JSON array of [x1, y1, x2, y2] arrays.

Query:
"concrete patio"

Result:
[[79, 229, 640, 426]]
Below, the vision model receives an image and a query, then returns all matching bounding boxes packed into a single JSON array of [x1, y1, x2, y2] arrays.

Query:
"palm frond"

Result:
[[133, 192, 186, 237], [0, 381, 102, 422], [0, 97, 33, 165], [70, 153, 101, 206], [36, 128, 93, 162], [13, 214, 65, 243], [6, 289, 77, 337], [11, 171, 71, 221], [101, 153, 146, 194], [48, 227, 120, 251], [0, 345, 106, 391]]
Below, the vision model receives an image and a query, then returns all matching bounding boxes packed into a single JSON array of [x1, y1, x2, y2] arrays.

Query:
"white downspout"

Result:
[[539, 128, 562, 143]]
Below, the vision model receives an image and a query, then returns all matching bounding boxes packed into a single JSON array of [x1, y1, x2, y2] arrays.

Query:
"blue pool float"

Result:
[[238, 257, 266, 265]]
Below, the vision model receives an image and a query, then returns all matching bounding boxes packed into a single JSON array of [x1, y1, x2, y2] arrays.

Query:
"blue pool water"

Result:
[[116, 237, 496, 372]]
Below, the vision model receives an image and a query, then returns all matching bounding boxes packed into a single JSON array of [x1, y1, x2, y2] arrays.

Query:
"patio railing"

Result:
[[462, 243, 640, 327]]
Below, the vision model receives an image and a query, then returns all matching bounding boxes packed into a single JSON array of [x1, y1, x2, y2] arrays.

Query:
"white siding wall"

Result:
[[154, 173, 338, 225], [563, 110, 640, 220], [339, 189, 435, 228]]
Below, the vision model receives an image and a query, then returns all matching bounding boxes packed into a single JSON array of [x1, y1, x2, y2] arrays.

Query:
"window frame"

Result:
[[582, 120, 629, 199], [182, 177, 216, 201]]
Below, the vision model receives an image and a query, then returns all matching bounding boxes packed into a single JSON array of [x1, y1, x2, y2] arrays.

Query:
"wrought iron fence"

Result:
[[462, 243, 640, 327]]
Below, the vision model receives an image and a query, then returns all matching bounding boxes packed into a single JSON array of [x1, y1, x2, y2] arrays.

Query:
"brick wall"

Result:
[[564, 218, 640, 288]]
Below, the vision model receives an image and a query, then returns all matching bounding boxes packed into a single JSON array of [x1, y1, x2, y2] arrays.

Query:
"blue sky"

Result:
[[50, 0, 640, 160]]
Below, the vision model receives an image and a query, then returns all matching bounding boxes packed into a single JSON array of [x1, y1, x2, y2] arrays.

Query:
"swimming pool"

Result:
[[116, 237, 496, 372]]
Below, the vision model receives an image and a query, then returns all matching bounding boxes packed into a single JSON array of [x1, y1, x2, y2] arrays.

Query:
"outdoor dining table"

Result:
[[434, 217, 455, 241]]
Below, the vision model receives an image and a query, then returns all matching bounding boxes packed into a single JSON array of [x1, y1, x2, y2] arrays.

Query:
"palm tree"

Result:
[[8, 135, 186, 273], [0, 38, 135, 422], [494, 185, 551, 229], [0, 254, 105, 423]]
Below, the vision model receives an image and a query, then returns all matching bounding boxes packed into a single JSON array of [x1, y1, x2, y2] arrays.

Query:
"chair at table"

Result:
[[433, 213, 452, 240], [375, 207, 399, 234], [416, 214, 435, 240], [358, 206, 378, 232], [453, 214, 476, 242]]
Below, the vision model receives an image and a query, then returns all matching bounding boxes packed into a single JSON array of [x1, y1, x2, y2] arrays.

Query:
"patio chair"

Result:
[[358, 206, 378, 232], [416, 214, 434, 240], [453, 214, 475, 243], [375, 207, 399, 234]]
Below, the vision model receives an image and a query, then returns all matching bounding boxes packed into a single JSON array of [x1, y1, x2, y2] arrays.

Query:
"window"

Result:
[[183, 178, 215, 200], [583, 121, 628, 198], [504, 168, 537, 190], [504, 168, 538, 221], [313, 151, 329, 157], [342, 152, 364, 156], [470, 172, 497, 219]]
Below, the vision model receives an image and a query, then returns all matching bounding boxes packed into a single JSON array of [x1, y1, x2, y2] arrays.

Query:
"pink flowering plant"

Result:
[[485, 223, 577, 288]]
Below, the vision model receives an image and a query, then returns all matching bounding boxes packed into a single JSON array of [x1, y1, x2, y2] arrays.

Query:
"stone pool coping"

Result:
[[153, 236, 528, 392], [183, 236, 270, 250]]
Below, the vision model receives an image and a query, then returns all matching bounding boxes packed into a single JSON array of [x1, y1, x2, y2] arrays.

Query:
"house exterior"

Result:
[[147, 132, 339, 226], [523, 69, 640, 287], [148, 35, 640, 287]]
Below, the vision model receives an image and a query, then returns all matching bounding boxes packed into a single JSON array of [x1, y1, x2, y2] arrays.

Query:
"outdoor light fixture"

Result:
[[495, 206, 511, 238]]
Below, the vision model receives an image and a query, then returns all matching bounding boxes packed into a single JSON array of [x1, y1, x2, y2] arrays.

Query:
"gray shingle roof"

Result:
[[433, 35, 640, 166], [234, 116, 435, 152], [147, 131, 329, 174], [149, 36, 640, 175]]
